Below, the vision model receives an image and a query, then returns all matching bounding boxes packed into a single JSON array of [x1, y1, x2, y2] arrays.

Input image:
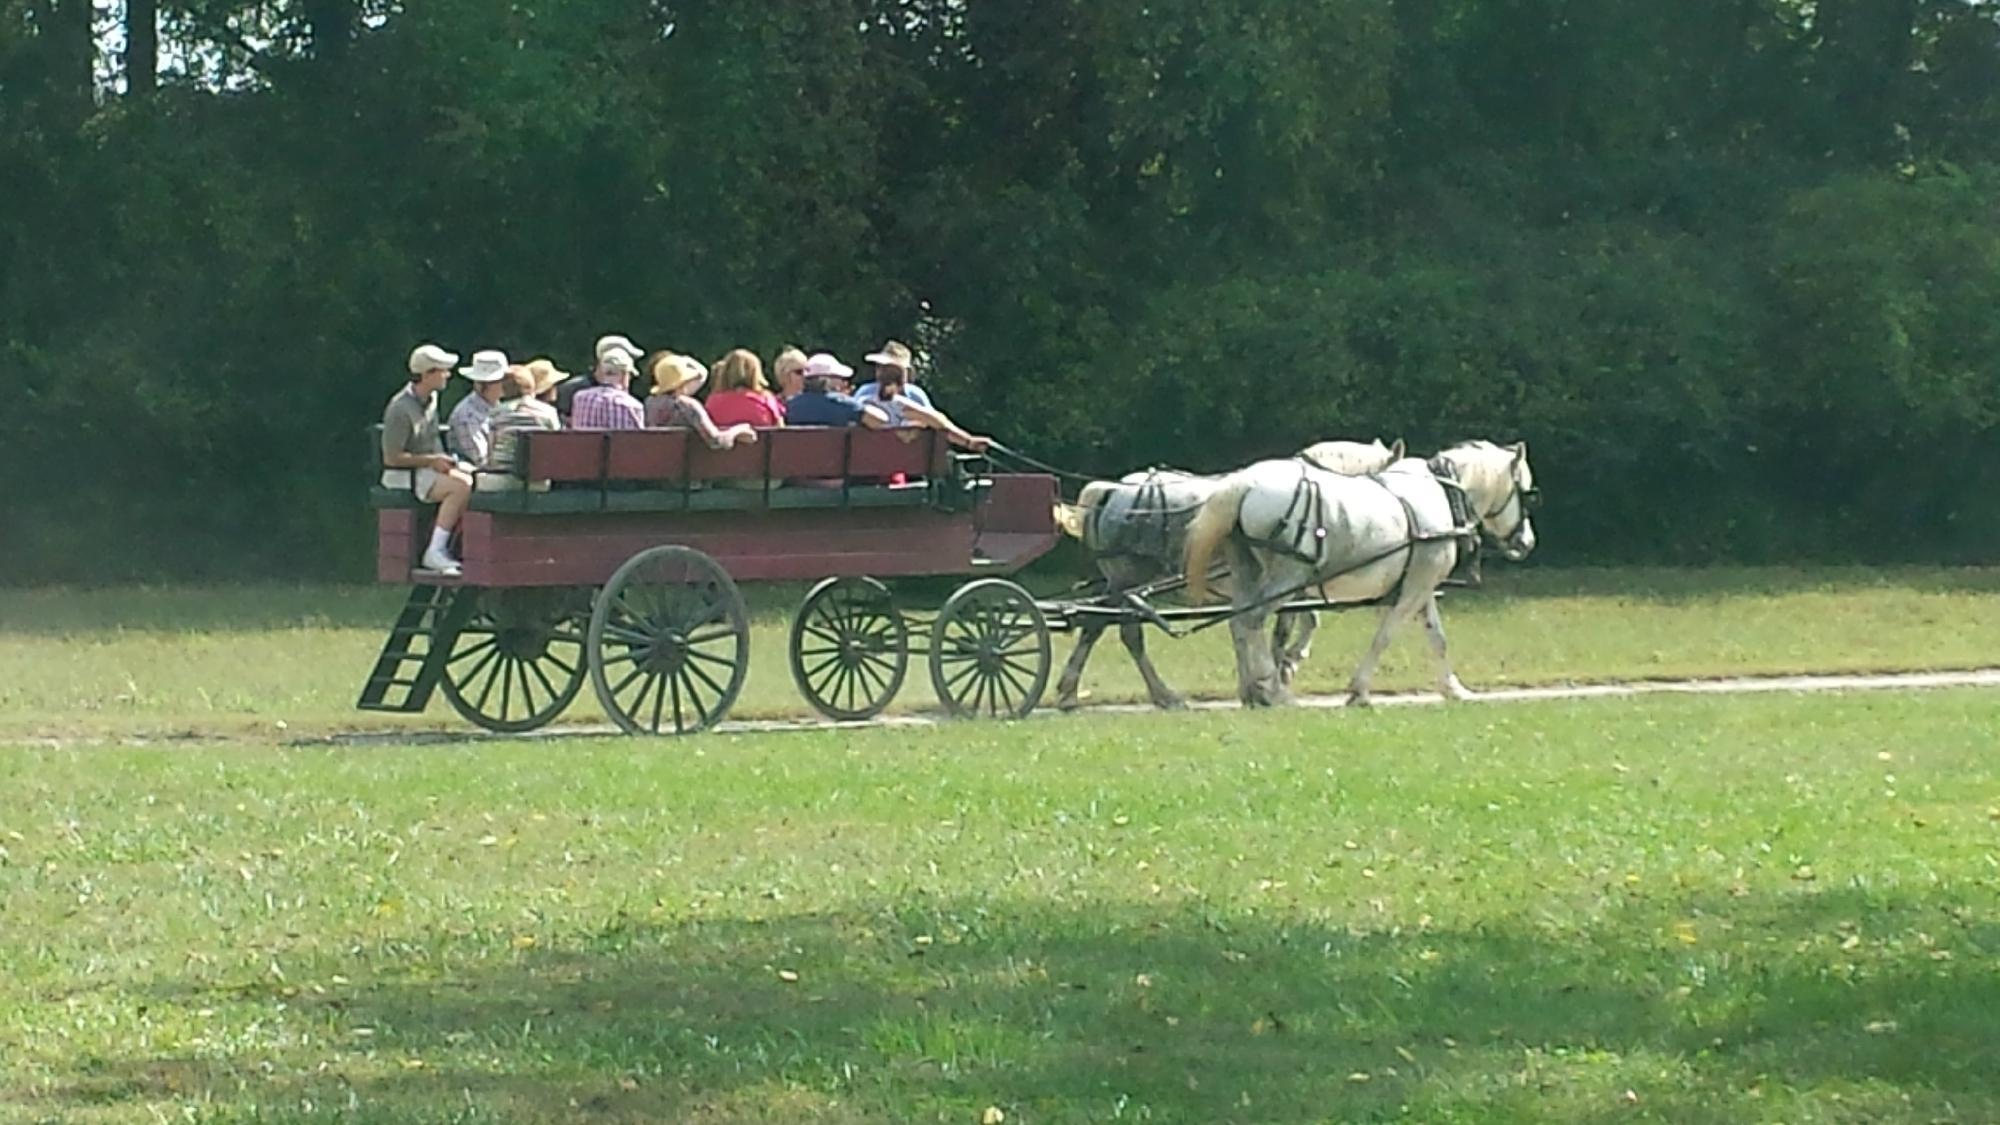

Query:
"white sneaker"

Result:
[[420, 546, 463, 576]]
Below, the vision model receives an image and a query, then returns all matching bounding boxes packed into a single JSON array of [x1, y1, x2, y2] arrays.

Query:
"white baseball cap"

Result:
[[804, 352, 853, 380], [458, 349, 509, 382], [595, 334, 643, 362], [407, 343, 460, 376]]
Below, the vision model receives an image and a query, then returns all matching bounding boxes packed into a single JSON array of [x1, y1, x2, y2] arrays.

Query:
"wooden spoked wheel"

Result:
[[441, 588, 589, 733], [928, 578, 1051, 720], [587, 546, 750, 735], [789, 576, 909, 721]]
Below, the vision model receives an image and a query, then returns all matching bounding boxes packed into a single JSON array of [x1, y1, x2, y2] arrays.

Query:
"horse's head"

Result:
[[1440, 440, 1539, 561], [1297, 437, 1403, 475]]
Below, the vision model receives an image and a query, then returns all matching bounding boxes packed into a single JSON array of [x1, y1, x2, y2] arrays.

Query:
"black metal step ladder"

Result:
[[356, 585, 475, 714]]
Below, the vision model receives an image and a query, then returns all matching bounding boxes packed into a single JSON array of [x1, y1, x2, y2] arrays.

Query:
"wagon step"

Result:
[[356, 585, 476, 714]]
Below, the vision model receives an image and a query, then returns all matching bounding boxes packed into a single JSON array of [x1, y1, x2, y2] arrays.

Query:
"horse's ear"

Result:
[[1510, 440, 1527, 462], [1388, 438, 1405, 460]]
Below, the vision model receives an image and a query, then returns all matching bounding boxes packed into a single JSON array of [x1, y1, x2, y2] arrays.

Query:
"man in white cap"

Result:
[[571, 348, 646, 430], [787, 352, 989, 450], [558, 333, 644, 419], [447, 349, 509, 466], [382, 343, 475, 575]]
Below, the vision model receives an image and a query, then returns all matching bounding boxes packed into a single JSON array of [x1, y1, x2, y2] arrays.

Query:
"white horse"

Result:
[[1051, 439, 1403, 710], [1183, 440, 1537, 708]]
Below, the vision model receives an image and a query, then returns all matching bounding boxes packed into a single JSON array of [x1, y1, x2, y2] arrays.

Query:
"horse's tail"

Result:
[[1183, 475, 1252, 603], [1053, 501, 1086, 541]]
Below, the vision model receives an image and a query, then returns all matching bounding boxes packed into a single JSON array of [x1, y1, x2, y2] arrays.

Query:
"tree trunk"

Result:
[[127, 0, 156, 95], [305, 0, 356, 64], [46, 0, 94, 114]]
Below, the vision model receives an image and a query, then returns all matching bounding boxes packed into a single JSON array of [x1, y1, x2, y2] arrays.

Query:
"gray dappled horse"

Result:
[[1183, 441, 1538, 708], [1051, 439, 1402, 710]]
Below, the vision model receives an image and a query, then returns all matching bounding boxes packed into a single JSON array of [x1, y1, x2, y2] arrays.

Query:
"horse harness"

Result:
[[1088, 473, 1197, 563], [1242, 459, 1481, 602]]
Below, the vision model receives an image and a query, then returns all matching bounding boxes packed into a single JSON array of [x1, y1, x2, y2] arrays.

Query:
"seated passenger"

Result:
[[853, 339, 934, 422], [571, 350, 646, 430], [705, 348, 786, 428], [791, 353, 990, 451], [447, 349, 509, 465], [382, 344, 474, 575], [481, 364, 564, 490], [772, 345, 809, 406], [559, 333, 643, 419], [644, 353, 757, 449]]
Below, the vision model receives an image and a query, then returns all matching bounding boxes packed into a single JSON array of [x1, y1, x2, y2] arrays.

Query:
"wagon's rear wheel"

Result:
[[441, 588, 589, 733], [790, 576, 908, 721], [928, 578, 1050, 720], [587, 546, 749, 735]]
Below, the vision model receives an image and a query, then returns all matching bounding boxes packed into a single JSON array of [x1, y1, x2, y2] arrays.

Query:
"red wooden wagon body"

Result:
[[359, 425, 1064, 734]]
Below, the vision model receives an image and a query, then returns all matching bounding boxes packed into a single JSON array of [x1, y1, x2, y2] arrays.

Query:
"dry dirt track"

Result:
[[310, 667, 2000, 745]]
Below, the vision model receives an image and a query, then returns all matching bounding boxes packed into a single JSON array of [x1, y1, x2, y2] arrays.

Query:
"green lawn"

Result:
[[2, 692, 1997, 1122], [2, 566, 1998, 741]]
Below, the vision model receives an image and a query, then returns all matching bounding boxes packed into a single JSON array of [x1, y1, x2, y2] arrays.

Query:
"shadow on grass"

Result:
[[29, 888, 2000, 1123], [1474, 565, 2000, 606]]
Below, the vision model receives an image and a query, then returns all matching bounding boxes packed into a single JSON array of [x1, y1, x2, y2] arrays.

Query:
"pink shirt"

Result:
[[705, 389, 785, 428]]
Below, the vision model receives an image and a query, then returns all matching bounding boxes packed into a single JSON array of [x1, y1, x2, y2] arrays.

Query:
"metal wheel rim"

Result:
[[440, 589, 589, 733], [928, 578, 1050, 720], [789, 576, 909, 721], [587, 546, 749, 735]]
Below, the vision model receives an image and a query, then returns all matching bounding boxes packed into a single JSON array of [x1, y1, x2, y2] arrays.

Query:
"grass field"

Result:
[[2, 569, 1998, 1122], [3, 566, 1999, 741], [2, 691, 1998, 1123]]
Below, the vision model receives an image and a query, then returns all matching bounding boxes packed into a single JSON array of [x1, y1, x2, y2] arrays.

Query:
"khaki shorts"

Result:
[[381, 467, 454, 502]]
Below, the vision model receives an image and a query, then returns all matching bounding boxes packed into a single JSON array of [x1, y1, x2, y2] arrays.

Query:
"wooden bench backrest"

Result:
[[517, 426, 947, 486]]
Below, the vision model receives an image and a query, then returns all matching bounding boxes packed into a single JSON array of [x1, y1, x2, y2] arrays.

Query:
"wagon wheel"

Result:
[[587, 546, 750, 735], [789, 576, 909, 721], [928, 578, 1051, 720], [441, 588, 590, 733]]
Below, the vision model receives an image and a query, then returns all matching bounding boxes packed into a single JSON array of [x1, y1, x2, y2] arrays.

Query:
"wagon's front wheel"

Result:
[[587, 546, 749, 735], [790, 576, 908, 721], [928, 578, 1050, 720], [441, 588, 590, 733]]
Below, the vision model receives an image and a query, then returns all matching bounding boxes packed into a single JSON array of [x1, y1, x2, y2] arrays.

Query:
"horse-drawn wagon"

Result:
[[358, 426, 1064, 734]]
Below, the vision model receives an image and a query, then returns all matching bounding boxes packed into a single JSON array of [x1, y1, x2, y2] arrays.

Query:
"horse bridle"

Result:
[[1479, 467, 1540, 546]]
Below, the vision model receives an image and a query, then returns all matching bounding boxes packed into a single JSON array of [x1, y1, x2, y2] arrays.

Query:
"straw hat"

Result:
[[524, 358, 567, 396], [651, 353, 709, 395], [863, 339, 913, 370]]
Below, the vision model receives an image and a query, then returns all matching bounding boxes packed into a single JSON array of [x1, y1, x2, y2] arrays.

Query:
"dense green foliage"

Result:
[[4, 0, 1999, 579]]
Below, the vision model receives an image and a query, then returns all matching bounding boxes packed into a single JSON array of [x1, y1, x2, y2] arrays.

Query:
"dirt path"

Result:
[[311, 666, 2000, 743]]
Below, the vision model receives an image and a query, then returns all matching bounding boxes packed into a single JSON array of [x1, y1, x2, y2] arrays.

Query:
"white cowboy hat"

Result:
[[458, 349, 509, 382], [804, 352, 854, 380], [407, 343, 459, 376]]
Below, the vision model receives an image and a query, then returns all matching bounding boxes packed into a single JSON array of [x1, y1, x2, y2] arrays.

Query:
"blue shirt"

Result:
[[786, 390, 868, 427], [853, 381, 931, 425]]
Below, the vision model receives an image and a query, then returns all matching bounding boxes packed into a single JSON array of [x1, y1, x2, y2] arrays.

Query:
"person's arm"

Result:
[[898, 399, 990, 450], [684, 399, 741, 449], [856, 402, 892, 429]]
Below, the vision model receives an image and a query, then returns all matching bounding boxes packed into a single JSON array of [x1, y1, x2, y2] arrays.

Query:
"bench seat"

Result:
[[367, 425, 965, 515]]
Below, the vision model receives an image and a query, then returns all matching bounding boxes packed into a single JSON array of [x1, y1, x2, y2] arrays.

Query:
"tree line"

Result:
[[3, 0, 1998, 581]]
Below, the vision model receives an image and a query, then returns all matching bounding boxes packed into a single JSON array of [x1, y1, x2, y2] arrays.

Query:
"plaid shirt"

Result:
[[571, 384, 644, 430], [447, 392, 494, 464]]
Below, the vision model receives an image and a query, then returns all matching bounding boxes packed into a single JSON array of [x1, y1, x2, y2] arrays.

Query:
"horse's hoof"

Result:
[[1153, 693, 1188, 711], [1443, 683, 1474, 703], [1345, 691, 1373, 709], [1055, 693, 1083, 712]]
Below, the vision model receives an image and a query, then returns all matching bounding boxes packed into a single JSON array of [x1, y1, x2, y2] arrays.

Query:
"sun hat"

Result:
[[458, 349, 509, 382], [597, 349, 638, 382], [651, 353, 709, 395], [407, 343, 460, 376], [595, 334, 643, 362], [804, 352, 854, 380], [863, 339, 913, 370], [524, 358, 567, 396]]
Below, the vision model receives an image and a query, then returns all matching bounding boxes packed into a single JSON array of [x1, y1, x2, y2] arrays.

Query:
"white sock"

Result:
[[428, 527, 453, 555]]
